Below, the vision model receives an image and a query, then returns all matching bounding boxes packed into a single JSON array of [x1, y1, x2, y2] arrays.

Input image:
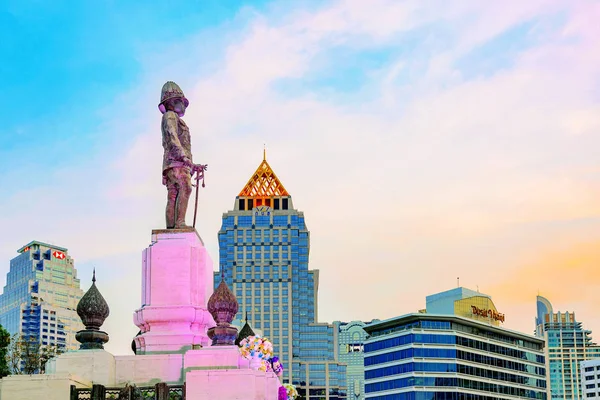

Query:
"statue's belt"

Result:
[[163, 161, 192, 172]]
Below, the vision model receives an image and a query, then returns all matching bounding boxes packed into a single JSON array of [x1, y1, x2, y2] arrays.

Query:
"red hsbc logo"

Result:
[[53, 251, 65, 260]]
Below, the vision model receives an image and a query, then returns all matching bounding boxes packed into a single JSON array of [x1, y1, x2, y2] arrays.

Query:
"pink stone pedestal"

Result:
[[184, 347, 280, 400], [133, 229, 215, 354]]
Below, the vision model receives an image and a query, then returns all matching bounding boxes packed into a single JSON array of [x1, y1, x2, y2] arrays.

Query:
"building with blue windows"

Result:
[[535, 296, 600, 400], [363, 314, 548, 400], [214, 154, 347, 400], [0, 241, 84, 352]]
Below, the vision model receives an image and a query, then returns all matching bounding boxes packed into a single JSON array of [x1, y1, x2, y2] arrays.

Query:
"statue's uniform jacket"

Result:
[[161, 110, 193, 228], [162, 110, 193, 174]]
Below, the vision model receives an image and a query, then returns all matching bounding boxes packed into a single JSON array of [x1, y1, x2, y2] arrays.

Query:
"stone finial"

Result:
[[207, 275, 239, 345], [76, 270, 110, 349], [208, 275, 238, 325]]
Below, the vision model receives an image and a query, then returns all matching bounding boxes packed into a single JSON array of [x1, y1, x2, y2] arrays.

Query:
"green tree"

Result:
[[0, 325, 10, 377], [6, 333, 61, 374]]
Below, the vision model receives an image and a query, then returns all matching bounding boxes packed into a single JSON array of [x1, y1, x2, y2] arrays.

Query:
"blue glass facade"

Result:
[[0, 241, 84, 353], [364, 315, 547, 400], [215, 158, 346, 399]]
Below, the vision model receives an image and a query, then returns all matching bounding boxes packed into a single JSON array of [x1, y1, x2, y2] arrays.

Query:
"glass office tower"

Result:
[[535, 296, 600, 400], [215, 155, 346, 400], [0, 241, 84, 352], [364, 314, 548, 400]]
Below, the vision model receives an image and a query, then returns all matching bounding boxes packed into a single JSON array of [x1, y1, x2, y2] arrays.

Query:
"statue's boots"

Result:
[[174, 175, 193, 229], [165, 167, 193, 229]]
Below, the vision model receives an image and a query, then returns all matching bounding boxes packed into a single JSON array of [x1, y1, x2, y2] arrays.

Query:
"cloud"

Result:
[[1, 0, 599, 353]]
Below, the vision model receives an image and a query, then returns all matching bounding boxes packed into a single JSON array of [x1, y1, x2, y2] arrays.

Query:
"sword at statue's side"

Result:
[[191, 164, 208, 229]]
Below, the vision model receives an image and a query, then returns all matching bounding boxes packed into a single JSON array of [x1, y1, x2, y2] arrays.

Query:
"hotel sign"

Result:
[[471, 306, 505, 323]]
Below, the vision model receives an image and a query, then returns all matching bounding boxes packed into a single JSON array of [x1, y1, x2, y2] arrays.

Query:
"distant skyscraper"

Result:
[[535, 295, 553, 337], [335, 320, 377, 400], [535, 296, 600, 400], [0, 241, 84, 351], [215, 154, 346, 399], [363, 288, 547, 400]]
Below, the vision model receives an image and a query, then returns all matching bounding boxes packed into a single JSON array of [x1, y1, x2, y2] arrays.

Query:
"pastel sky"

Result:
[[1, 1, 599, 355]]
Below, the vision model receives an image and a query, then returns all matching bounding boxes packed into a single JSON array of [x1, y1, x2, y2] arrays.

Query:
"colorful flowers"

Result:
[[271, 356, 284, 376], [278, 386, 287, 400], [283, 383, 298, 400], [238, 335, 274, 361]]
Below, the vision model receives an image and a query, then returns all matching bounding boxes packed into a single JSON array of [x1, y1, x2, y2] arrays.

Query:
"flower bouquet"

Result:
[[239, 335, 274, 370], [283, 383, 298, 400]]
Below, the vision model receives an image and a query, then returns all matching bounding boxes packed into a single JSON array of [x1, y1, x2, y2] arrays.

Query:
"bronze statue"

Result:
[[159, 81, 207, 229]]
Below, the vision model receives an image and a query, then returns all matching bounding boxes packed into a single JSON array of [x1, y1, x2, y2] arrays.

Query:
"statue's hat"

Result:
[[158, 81, 189, 114]]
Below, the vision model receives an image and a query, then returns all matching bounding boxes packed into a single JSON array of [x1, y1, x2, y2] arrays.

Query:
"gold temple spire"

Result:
[[238, 156, 289, 198], [263, 144, 266, 161]]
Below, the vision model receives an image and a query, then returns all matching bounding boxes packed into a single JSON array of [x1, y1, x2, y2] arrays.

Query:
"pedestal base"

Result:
[[0, 348, 280, 400], [133, 229, 215, 354], [184, 347, 280, 400], [45, 349, 116, 386], [0, 374, 90, 400], [186, 369, 280, 400]]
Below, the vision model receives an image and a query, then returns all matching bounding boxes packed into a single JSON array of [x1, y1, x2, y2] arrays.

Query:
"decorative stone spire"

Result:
[[207, 274, 239, 345], [76, 269, 110, 349], [235, 311, 256, 346]]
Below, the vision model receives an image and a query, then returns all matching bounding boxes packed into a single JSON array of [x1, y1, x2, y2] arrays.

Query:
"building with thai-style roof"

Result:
[[214, 153, 347, 400]]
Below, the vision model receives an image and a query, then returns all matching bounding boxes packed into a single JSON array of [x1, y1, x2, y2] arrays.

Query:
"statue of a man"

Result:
[[158, 81, 206, 229]]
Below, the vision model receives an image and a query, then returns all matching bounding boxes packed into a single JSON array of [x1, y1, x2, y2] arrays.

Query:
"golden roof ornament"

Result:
[[238, 156, 289, 198]]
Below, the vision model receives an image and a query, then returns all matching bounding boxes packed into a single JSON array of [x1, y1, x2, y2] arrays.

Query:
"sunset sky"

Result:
[[1, 0, 599, 354]]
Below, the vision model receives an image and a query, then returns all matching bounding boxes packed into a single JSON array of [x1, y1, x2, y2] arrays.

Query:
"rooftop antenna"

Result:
[[457, 277, 460, 288], [263, 144, 266, 161]]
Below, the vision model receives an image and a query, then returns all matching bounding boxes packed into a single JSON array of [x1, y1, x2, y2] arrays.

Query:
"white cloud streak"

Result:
[[1, 0, 599, 353]]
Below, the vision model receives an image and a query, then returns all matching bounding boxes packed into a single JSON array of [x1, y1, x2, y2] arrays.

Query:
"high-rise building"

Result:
[[363, 313, 547, 400], [215, 155, 347, 399], [580, 359, 600, 399], [535, 296, 600, 400], [0, 241, 84, 351], [362, 288, 548, 400], [535, 295, 553, 337], [335, 320, 377, 400]]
